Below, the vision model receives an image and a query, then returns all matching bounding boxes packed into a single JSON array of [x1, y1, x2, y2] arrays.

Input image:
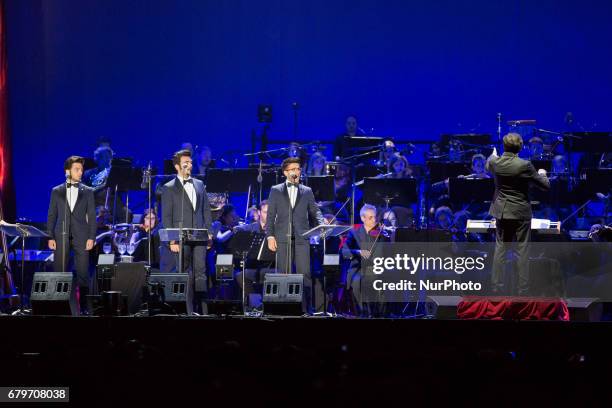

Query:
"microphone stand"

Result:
[[497, 113, 502, 144], [286, 177, 295, 275], [178, 171, 185, 288], [62, 174, 71, 274], [144, 163, 152, 266]]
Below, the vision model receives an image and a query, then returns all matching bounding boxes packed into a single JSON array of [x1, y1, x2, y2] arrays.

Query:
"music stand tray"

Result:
[[301, 224, 352, 239], [205, 168, 259, 193], [448, 177, 495, 207], [362, 177, 418, 208], [0, 221, 49, 314], [159, 228, 208, 245], [228, 231, 266, 260], [226, 230, 267, 315], [306, 176, 335, 202]]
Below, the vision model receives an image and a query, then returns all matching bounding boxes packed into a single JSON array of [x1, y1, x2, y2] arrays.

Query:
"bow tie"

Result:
[[66, 183, 79, 188], [182, 179, 193, 185], [287, 182, 299, 188]]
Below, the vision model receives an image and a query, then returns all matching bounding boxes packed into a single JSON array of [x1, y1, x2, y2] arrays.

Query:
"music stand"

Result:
[[448, 178, 495, 207], [302, 224, 351, 316], [395, 227, 452, 242], [163, 159, 175, 176], [306, 176, 335, 202], [531, 159, 552, 173], [106, 165, 134, 192], [0, 221, 49, 315], [441, 133, 492, 149], [227, 230, 267, 314], [566, 132, 612, 153], [580, 169, 612, 197], [427, 161, 470, 183], [205, 168, 259, 193], [340, 136, 383, 158], [362, 178, 418, 208], [159, 227, 208, 310]]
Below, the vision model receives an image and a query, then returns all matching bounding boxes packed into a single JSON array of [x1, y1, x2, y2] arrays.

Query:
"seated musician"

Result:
[[210, 204, 240, 254], [341, 204, 389, 317], [381, 206, 414, 230], [234, 200, 273, 309], [83, 146, 130, 220], [331, 164, 353, 223], [377, 140, 398, 172], [433, 206, 453, 231], [528, 137, 545, 160], [245, 206, 259, 224], [307, 152, 328, 177], [448, 139, 464, 162], [130, 208, 161, 267], [426, 142, 443, 162], [462, 154, 491, 179], [196, 146, 215, 177], [387, 154, 413, 178], [333, 114, 365, 159]]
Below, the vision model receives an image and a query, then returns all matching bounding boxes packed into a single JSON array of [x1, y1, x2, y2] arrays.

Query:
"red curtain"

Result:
[[457, 297, 570, 321], [0, 0, 15, 222]]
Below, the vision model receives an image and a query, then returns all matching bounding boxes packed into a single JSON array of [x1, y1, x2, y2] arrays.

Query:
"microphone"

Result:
[[65, 170, 70, 179]]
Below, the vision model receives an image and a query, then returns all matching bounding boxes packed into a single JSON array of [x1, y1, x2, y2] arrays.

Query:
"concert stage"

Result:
[[1, 315, 612, 406]]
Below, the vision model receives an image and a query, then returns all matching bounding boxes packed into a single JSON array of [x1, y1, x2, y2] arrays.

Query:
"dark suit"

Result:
[[266, 182, 324, 312], [47, 183, 97, 291], [161, 177, 212, 297], [486, 152, 550, 294], [341, 225, 388, 315]]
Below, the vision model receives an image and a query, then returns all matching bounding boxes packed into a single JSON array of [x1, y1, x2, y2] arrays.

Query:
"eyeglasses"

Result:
[[285, 167, 301, 172]]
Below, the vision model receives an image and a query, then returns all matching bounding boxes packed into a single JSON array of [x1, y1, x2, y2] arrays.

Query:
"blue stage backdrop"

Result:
[[5, 0, 612, 220]]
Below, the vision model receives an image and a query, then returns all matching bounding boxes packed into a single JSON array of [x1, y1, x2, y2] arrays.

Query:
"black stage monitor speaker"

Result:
[[31, 272, 78, 316], [425, 296, 463, 319], [148, 273, 191, 315], [566, 298, 602, 322], [109, 262, 148, 314], [263, 273, 304, 316]]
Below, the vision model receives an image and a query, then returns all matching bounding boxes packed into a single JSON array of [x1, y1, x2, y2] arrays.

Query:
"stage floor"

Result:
[[1, 316, 612, 406]]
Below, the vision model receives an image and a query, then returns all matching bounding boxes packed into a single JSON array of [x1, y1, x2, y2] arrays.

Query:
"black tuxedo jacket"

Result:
[[47, 183, 97, 242], [265, 182, 324, 244], [161, 177, 212, 231], [486, 152, 550, 220]]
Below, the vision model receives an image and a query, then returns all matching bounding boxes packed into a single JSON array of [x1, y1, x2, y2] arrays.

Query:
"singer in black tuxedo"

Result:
[[266, 158, 325, 313], [486, 133, 550, 295], [161, 150, 213, 313], [47, 156, 97, 312]]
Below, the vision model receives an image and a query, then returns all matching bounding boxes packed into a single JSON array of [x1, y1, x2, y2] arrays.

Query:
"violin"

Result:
[[367, 223, 395, 239]]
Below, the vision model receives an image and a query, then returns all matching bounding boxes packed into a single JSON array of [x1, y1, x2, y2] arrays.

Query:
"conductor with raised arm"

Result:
[[266, 157, 325, 313], [47, 156, 97, 314], [161, 149, 213, 313], [486, 133, 550, 295]]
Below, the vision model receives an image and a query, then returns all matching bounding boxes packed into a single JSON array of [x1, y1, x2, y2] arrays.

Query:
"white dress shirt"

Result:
[[286, 182, 298, 208], [180, 177, 197, 210], [66, 183, 79, 212]]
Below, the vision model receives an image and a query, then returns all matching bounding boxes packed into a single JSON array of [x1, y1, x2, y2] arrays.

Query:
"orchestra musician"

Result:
[[341, 204, 390, 317]]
